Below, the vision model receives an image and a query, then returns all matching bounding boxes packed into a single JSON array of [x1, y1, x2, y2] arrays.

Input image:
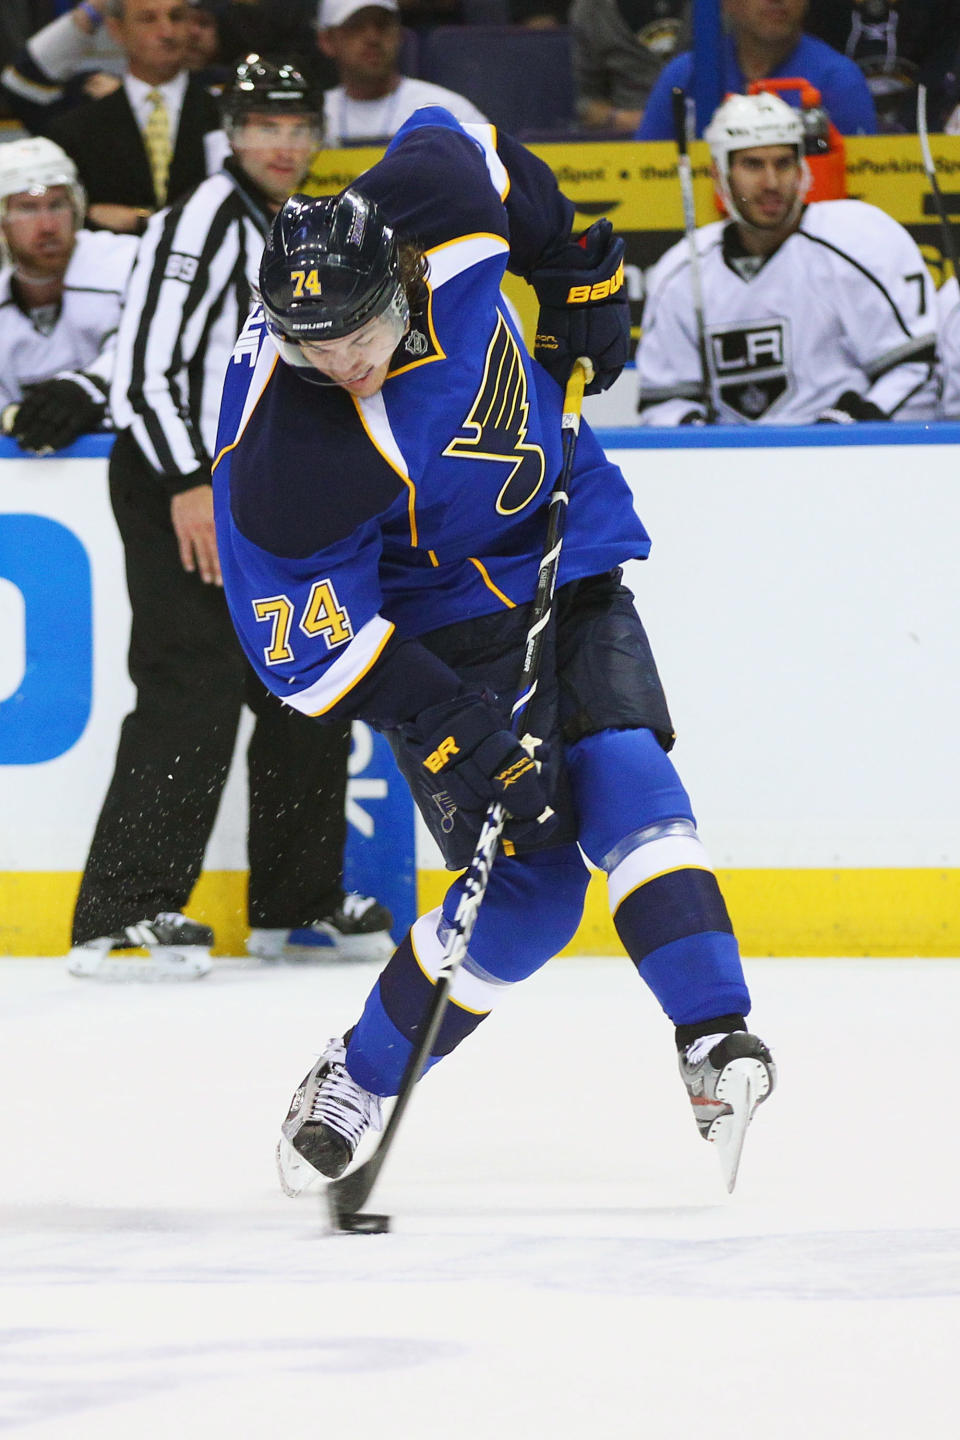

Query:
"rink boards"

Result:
[[2, 425, 958, 956]]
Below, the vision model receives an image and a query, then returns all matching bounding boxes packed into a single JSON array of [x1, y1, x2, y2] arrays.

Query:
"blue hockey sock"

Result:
[[569, 727, 750, 1026], [609, 829, 750, 1024], [345, 914, 489, 1095]]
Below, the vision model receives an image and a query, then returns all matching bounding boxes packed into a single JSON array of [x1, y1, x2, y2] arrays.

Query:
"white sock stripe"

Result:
[[608, 833, 714, 913], [411, 909, 499, 1015]]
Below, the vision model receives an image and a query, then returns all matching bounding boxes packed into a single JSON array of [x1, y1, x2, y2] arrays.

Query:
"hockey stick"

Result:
[[671, 86, 716, 420], [328, 356, 595, 1230], [917, 84, 960, 283]]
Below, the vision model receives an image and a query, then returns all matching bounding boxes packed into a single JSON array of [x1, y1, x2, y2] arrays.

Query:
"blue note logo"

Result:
[[0, 514, 92, 764]]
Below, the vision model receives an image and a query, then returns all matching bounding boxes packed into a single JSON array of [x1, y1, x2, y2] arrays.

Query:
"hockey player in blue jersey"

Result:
[[211, 105, 776, 1195]]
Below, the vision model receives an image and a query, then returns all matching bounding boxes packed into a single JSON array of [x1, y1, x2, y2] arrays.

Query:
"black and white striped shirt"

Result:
[[111, 158, 271, 490]]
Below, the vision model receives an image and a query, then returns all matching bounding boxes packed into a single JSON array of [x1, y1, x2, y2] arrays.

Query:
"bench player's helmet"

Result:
[[0, 136, 85, 228], [221, 54, 322, 135], [705, 92, 809, 227], [259, 189, 409, 371]]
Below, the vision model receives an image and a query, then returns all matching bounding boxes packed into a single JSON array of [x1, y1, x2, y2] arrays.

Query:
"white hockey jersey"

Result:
[[637, 200, 938, 425], [0, 228, 138, 410]]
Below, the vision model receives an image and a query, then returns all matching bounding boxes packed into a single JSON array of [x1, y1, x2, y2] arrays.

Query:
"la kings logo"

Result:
[[708, 320, 792, 421]]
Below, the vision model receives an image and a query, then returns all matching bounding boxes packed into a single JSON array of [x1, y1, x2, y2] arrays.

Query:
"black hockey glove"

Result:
[[401, 694, 556, 845], [11, 373, 107, 454], [816, 391, 887, 424], [532, 217, 630, 396]]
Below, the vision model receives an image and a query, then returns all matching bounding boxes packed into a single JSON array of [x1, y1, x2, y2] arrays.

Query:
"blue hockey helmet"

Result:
[[259, 189, 409, 369]]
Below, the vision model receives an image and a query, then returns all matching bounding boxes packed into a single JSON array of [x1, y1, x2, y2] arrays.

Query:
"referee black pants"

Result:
[[71, 431, 351, 944]]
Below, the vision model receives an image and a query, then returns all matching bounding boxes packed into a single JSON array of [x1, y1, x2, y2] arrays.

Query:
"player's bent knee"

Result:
[[442, 846, 590, 981], [567, 727, 695, 869]]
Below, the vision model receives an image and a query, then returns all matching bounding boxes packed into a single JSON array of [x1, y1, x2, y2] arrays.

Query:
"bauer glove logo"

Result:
[[423, 736, 459, 773], [564, 261, 625, 305]]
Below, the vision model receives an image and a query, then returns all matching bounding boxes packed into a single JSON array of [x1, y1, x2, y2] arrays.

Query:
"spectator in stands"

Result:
[[636, 0, 877, 139], [571, 0, 688, 135], [805, 0, 960, 132], [316, 0, 486, 147], [635, 92, 937, 425], [43, 1, 222, 234], [0, 136, 138, 453], [1, 0, 126, 136]]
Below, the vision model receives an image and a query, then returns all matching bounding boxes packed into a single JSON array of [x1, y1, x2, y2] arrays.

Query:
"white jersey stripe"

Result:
[[608, 834, 714, 913], [461, 123, 510, 200], [410, 908, 508, 1014], [426, 233, 510, 289], [284, 614, 395, 717]]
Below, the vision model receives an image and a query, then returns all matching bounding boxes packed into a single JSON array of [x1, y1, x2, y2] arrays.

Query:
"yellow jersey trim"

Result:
[[409, 929, 490, 1016], [305, 620, 395, 716], [612, 864, 714, 915], [468, 556, 516, 609], [352, 397, 419, 547]]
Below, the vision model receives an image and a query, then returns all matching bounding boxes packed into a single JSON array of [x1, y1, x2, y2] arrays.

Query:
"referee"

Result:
[[69, 55, 393, 980]]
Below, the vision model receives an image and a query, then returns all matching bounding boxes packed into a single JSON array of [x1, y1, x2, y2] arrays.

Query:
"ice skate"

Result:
[[248, 892, 393, 965], [66, 913, 213, 982], [277, 1037, 383, 1197], [679, 1031, 775, 1192]]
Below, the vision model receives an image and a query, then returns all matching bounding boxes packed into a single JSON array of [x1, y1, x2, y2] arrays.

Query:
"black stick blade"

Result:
[[326, 1183, 391, 1234]]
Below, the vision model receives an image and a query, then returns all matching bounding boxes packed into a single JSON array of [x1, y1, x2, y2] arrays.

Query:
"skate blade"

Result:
[[707, 1057, 771, 1193], [67, 945, 211, 982], [281, 933, 394, 965], [276, 1137, 322, 1198]]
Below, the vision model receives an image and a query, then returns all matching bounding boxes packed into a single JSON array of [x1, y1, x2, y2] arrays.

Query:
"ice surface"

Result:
[[2, 954, 958, 1438]]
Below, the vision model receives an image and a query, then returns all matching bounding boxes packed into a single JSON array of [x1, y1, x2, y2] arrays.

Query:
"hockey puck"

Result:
[[335, 1210, 391, 1235]]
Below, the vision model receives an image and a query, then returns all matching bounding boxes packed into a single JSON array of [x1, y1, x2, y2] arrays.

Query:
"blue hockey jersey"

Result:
[[213, 108, 650, 727]]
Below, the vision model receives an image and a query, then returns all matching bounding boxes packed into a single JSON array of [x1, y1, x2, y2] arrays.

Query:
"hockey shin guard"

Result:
[[570, 728, 750, 1025]]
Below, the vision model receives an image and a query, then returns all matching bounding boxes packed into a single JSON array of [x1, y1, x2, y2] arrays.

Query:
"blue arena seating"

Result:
[[418, 25, 578, 139], [461, 0, 512, 21]]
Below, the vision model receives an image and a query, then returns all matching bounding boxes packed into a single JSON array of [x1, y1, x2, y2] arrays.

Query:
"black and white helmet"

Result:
[[259, 188, 409, 370], [705, 92, 809, 226], [0, 136, 85, 225], [221, 53, 323, 137]]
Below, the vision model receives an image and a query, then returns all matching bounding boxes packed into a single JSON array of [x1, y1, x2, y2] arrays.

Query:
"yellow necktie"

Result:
[[144, 88, 172, 206]]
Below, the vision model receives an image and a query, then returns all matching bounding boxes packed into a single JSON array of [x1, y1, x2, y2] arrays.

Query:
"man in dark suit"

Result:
[[48, 0, 220, 235]]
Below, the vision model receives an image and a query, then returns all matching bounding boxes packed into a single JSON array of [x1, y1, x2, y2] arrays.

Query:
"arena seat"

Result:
[[418, 25, 577, 138], [461, 0, 512, 21]]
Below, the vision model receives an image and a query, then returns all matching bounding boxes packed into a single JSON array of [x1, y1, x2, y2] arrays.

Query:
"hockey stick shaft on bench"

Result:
[[672, 86, 716, 420], [917, 84, 960, 283]]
